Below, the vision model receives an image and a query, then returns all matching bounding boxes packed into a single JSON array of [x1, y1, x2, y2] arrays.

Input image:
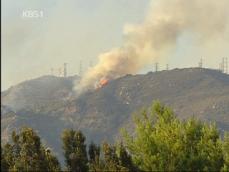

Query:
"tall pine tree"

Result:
[[62, 129, 88, 172], [88, 142, 102, 171], [1, 127, 61, 172], [88, 142, 100, 163], [122, 102, 225, 171], [117, 143, 136, 171]]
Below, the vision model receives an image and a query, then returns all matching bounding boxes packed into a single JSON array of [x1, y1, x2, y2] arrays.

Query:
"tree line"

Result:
[[1, 102, 229, 171]]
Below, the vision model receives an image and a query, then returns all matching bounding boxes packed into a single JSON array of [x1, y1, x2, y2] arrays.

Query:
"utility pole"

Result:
[[220, 57, 228, 73], [219, 63, 222, 72], [58, 67, 62, 77], [225, 57, 228, 74], [79, 60, 82, 76], [166, 64, 169, 70], [199, 58, 203, 68], [155, 62, 159, 72], [64, 63, 67, 77], [50, 68, 54, 75], [222, 58, 225, 73]]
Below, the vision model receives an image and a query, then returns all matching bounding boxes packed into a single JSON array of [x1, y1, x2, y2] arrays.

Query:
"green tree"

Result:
[[88, 142, 127, 171], [1, 145, 10, 172], [88, 142, 100, 163], [62, 129, 88, 172], [88, 142, 103, 171], [102, 142, 129, 172], [122, 102, 225, 171], [43, 147, 61, 171], [117, 143, 136, 171], [222, 132, 229, 171], [1, 127, 61, 172]]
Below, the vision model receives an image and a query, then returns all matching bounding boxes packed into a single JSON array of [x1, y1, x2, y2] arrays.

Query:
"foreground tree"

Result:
[[88, 142, 100, 163], [88, 141, 134, 172], [62, 129, 88, 172], [222, 132, 229, 171], [88, 142, 103, 171], [102, 142, 120, 171], [122, 102, 226, 171], [2, 103, 228, 171], [117, 143, 137, 171], [1, 127, 60, 172], [1, 146, 10, 172]]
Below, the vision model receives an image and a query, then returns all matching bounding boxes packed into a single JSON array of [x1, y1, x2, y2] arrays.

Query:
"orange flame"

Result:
[[99, 78, 108, 87], [95, 78, 109, 90]]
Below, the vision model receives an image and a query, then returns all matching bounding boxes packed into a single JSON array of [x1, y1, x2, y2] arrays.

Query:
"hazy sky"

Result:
[[2, 0, 229, 90]]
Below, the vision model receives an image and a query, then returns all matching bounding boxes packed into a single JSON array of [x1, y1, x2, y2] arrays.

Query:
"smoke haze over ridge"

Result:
[[76, 0, 229, 93], [2, 0, 149, 90]]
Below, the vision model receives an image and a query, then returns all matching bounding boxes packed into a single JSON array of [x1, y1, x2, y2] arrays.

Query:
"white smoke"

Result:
[[75, 0, 229, 93]]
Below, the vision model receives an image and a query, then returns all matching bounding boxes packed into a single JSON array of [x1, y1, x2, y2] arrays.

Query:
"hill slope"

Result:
[[1, 68, 229, 162]]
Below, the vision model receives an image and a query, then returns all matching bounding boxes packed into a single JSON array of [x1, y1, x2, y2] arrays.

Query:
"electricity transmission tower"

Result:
[[155, 62, 159, 72]]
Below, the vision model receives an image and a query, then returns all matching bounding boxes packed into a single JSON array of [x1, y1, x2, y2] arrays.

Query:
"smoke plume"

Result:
[[75, 0, 229, 93]]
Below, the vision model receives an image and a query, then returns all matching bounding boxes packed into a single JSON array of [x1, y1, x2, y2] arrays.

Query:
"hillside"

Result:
[[1, 68, 229, 162]]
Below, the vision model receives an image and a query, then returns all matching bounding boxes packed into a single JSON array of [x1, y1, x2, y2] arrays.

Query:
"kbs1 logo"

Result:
[[22, 10, 44, 18]]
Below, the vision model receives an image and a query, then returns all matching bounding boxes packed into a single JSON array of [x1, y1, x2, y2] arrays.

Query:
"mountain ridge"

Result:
[[1, 68, 229, 162]]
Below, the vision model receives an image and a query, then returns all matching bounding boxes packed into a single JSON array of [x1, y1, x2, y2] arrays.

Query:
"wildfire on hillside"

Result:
[[95, 78, 109, 90]]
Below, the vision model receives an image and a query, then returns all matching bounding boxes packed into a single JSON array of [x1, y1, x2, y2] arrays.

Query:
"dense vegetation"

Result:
[[1, 102, 229, 171]]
